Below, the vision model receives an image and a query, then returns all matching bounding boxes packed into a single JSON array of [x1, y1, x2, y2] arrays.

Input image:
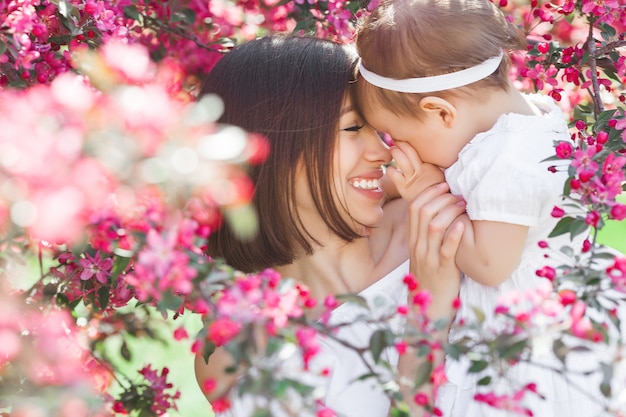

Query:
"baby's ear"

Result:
[[418, 96, 457, 128]]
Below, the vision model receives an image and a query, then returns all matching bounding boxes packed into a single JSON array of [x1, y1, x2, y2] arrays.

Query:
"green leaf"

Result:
[[157, 290, 184, 312], [356, 372, 378, 381], [202, 340, 216, 364], [55, 292, 69, 307], [97, 285, 109, 310], [445, 343, 462, 361], [470, 306, 486, 323], [391, 405, 410, 417], [335, 293, 369, 309], [124, 5, 141, 21], [599, 22, 616, 39], [569, 218, 589, 240], [548, 216, 575, 238], [477, 375, 492, 386], [172, 8, 196, 25], [468, 360, 488, 373], [600, 362, 613, 397], [499, 339, 527, 360], [369, 329, 393, 363], [413, 360, 433, 388], [111, 255, 131, 280], [120, 340, 132, 361]]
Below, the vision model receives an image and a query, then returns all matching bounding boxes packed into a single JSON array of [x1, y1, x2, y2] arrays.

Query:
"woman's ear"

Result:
[[418, 96, 457, 128]]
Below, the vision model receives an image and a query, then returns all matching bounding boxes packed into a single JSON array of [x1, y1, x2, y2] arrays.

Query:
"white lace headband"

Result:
[[358, 51, 504, 93]]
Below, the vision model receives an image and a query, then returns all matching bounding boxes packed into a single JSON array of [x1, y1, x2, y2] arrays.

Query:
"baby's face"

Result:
[[362, 100, 462, 169]]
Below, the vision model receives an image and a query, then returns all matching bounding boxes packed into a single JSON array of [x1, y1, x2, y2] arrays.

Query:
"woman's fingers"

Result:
[[409, 182, 448, 247], [441, 220, 464, 261], [422, 198, 464, 270], [408, 183, 454, 250]]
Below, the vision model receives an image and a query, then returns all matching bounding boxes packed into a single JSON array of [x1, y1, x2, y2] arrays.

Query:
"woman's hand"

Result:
[[408, 182, 465, 321], [396, 182, 465, 416], [385, 142, 444, 202]]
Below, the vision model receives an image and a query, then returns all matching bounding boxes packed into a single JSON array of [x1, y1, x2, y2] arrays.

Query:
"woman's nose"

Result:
[[365, 129, 393, 165]]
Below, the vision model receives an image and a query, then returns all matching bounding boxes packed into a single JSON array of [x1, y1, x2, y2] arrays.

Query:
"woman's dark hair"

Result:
[[200, 35, 360, 273]]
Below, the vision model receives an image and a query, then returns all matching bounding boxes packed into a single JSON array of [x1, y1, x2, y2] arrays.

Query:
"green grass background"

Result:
[[109, 312, 213, 417], [597, 194, 626, 254]]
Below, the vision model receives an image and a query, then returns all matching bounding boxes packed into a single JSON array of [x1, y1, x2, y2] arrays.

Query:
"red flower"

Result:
[[558, 289, 577, 306], [536, 266, 556, 281], [207, 318, 242, 346], [211, 397, 231, 413], [551, 206, 565, 218], [555, 142, 573, 158], [413, 392, 430, 406]]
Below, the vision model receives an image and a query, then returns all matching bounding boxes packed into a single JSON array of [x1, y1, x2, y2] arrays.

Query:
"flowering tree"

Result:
[[0, 0, 625, 416]]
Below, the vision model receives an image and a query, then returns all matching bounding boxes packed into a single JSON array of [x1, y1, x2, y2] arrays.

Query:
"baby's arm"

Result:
[[455, 216, 529, 287]]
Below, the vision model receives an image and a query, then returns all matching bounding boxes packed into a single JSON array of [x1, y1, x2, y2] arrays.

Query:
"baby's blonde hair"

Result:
[[355, 0, 527, 119]]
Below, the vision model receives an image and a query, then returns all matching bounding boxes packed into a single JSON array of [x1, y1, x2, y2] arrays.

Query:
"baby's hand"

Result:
[[386, 141, 444, 201]]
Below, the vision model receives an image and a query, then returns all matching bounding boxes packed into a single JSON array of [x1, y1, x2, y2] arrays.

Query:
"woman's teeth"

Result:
[[350, 179, 381, 190]]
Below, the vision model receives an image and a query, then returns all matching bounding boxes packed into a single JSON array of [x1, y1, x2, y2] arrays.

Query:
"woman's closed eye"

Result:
[[342, 124, 364, 132]]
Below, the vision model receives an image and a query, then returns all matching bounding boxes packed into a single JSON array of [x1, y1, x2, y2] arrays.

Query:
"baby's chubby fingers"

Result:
[[391, 141, 423, 174]]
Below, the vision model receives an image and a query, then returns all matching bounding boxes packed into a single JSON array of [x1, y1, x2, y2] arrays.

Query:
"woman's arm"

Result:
[[194, 347, 240, 402], [397, 183, 465, 417], [454, 216, 528, 287]]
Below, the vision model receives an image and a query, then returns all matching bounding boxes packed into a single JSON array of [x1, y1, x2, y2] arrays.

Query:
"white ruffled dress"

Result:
[[438, 94, 614, 416]]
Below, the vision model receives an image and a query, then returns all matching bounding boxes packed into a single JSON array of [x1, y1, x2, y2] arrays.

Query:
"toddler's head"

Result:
[[355, 0, 526, 167]]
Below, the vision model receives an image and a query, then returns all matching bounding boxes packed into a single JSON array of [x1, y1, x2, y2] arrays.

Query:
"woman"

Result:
[[194, 35, 465, 417]]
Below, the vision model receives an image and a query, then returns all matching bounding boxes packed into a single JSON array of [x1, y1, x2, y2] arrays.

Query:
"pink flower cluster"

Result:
[[474, 383, 540, 417], [204, 269, 311, 347]]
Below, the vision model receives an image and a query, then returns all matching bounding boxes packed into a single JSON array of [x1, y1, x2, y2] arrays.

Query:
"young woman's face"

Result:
[[295, 96, 392, 234]]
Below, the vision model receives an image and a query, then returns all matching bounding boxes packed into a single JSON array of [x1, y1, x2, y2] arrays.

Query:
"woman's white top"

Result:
[[217, 260, 409, 417]]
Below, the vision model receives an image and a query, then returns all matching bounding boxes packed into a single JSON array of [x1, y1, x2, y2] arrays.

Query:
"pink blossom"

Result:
[[395, 340, 408, 355], [585, 211, 600, 227], [173, 327, 188, 340], [555, 141, 573, 158], [611, 204, 626, 221], [607, 257, 626, 292], [535, 266, 556, 281], [138, 365, 181, 414], [412, 290, 433, 314], [79, 252, 113, 284], [317, 407, 336, 417], [550, 206, 565, 218], [521, 63, 559, 90], [296, 327, 320, 369], [403, 273, 418, 291], [571, 146, 599, 177], [558, 289, 577, 306], [207, 318, 242, 346], [413, 392, 430, 406], [211, 397, 231, 412]]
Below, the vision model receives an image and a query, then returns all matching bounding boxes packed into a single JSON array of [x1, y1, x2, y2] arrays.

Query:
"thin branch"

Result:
[[141, 14, 230, 54], [587, 20, 604, 115], [596, 40, 626, 57]]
